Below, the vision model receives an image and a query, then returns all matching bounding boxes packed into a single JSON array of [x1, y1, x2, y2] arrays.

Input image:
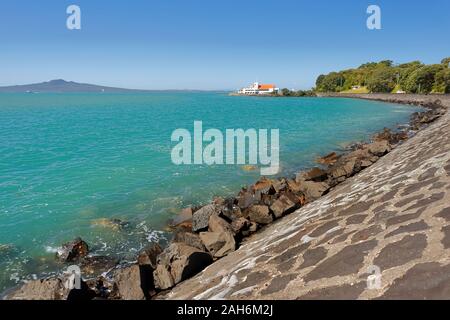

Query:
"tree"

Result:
[[434, 68, 450, 93], [441, 57, 450, 67], [366, 68, 397, 93], [315, 72, 345, 92], [281, 88, 291, 96], [405, 64, 443, 93]]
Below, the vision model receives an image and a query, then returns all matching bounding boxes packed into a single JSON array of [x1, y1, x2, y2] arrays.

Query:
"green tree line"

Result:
[[315, 57, 450, 94]]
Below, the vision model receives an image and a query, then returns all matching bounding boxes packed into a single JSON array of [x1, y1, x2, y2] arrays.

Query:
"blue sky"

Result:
[[0, 0, 449, 90]]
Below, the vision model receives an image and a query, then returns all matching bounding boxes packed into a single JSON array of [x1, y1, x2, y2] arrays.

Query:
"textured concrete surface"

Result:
[[160, 98, 450, 300]]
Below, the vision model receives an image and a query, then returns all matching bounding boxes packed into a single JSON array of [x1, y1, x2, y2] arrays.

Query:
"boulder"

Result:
[[136, 243, 163, 299], [153, 243, 212, 289], [220, 198, 243, 222], [237, 189, 260, 209], [6, 278, 68, 300], [299, 181, 330, 201], [57, 237, 89, 262], [270, 194, 297, 218], [271, 178, 287, 193], [316, 152, 339, 165], [112, 265, 145, 300], [230, 217, 250, 234], [192, 204, 218, 232], [286, 179, 302, 193], [329, 158, 356, 179], [153, 264, 175, 290], [305, 167, 328, 182], [242, 222, 258, 237], [246, 205, 273, 225], [138, 243, 163, 268], [172, 231, 205, 251], [367, 140, 391, 156], [199, 215, 236, 258], [252, 177, 275, 195]]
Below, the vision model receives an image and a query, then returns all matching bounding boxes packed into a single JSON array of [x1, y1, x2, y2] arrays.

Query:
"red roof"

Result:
[[258, 84, 275, 89]]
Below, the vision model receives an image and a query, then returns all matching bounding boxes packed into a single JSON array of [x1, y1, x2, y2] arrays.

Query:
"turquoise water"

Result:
[[0, 92, 421, 292]]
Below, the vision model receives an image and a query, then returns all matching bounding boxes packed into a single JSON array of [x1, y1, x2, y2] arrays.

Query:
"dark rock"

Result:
[[272, 178, 287, 193], [367, 140, 391, 156], [374, 128, 408, 145], [153, 243, 213, 289], [192, 204, 218, 232], [6, 278, 68, 300], [299, 181, 330, 201], [199, 215, 236, 258], [66, 279, 96, 301], [173, 231, 205, 251], [329, 158, 356, 179], [316, 152, 339, 165], [251, 177, 275, 195], [138, 243, 163, 268], [231, 217, 250, 235], [237, 189, 260, 209], [242, 222, 258, 237], [246, 205, 273, 225], [305, 167, 328, 182], [270, 194, 297, 218], [112, 265, 145, 300], [57, 237, 89, 262], [220, 198, 243, 222], [80, 255, 118, 277]]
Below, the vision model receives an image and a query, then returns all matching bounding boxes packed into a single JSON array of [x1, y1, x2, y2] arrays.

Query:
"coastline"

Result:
[[3, 94, 449, 300]]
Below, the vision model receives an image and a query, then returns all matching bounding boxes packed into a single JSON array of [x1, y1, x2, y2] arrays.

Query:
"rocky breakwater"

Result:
[[5, 95, 449, 300]]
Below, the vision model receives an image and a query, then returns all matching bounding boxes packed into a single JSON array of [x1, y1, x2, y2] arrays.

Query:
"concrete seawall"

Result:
[[161, 95, 450, 300]]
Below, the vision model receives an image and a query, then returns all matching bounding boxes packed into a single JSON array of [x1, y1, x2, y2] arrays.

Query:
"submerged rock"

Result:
[[91, 218, 129, 231], [57, 237, 89, 263], [169, 207, 193, 227], [0, 244, 14, 256], [80, 255, 118, 276]]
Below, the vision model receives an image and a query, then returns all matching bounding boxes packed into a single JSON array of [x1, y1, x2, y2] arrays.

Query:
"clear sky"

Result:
[[0, 0, 449, 90]]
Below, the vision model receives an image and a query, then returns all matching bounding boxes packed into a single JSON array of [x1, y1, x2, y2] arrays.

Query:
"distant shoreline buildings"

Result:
[[238, 82, 279, 95]]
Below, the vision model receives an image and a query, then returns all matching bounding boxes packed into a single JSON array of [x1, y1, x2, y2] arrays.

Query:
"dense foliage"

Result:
[[315, 57, 450, 94], [279, 88, 316, 97]]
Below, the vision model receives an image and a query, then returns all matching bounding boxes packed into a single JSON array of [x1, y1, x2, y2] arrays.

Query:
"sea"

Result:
[[0, 92, 422, 293]]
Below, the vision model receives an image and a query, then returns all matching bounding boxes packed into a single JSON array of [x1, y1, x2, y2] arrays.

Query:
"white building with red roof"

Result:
[[238, 82, 279, 95]]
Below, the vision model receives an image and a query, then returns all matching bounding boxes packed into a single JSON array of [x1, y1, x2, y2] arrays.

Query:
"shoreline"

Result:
[[3, 94, 449, 300]]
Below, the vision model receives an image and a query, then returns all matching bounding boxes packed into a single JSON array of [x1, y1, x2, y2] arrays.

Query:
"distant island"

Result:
[[0, 79, 148, 93]]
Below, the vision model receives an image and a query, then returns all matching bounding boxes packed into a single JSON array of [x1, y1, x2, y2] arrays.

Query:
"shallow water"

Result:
[[0, 92, 421, 292]]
